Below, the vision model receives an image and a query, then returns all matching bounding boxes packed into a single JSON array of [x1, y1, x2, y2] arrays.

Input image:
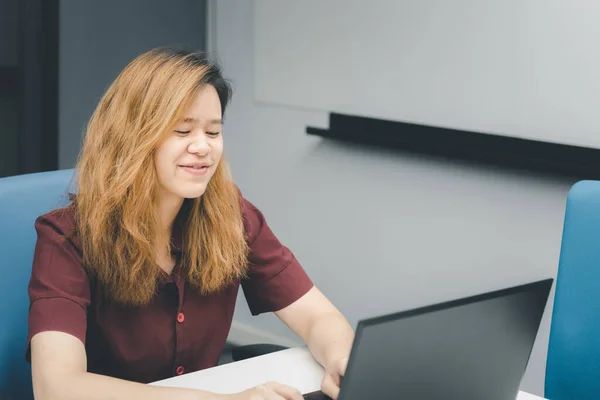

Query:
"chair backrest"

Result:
[[0, 169, 76, 399], [546, 180, 600, 399]]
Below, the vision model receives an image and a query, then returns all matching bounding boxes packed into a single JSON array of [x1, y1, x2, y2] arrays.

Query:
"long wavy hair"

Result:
[[73, 48, 249, 305]]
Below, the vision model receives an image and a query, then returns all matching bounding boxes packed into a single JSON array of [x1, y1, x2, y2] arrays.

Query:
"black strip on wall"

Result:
[[307, 113, 600, 179]]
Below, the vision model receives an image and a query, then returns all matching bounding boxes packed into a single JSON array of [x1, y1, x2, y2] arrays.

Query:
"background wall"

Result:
[[0, 0, 19, 177], [0, 90, 18, 177], [254, 0, 600, 150], [0, 0, 18, 66], [212, 1, 578, 396], [58, 0, 207, 168]]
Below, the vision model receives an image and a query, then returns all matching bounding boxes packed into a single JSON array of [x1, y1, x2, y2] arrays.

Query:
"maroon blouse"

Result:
[[26, 196, 313, 383]]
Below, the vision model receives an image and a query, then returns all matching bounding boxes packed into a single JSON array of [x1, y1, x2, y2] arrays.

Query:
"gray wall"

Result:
[[0, 0, 18, 177], [0, 90, 18, 177], [252, 0, 600, 150], [214, 1, 577, 397], [0, 0, 18, 66], [58, 0, 207, 169]]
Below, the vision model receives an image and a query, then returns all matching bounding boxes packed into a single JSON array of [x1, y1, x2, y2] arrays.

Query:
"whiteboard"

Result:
[[254, 0, 600, 149]]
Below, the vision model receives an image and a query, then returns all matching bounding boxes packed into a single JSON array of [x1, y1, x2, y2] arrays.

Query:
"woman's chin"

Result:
[[180, 185, 208, 199]]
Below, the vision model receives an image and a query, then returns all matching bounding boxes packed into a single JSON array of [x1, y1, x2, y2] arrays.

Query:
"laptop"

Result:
[[304, 279, 553, 400]]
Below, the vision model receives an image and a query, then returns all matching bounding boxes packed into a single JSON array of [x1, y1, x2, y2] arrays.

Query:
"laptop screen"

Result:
[[340, 280, 551, 400]]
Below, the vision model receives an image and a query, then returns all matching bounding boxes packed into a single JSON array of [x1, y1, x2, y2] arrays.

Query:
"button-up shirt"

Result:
[[26, 196, 313, 383]]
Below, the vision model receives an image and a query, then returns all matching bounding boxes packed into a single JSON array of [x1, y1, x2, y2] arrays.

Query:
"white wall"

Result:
[[214, 1, 577, 396], [254, 0, 600, 150], [59, 0, 206, 169]]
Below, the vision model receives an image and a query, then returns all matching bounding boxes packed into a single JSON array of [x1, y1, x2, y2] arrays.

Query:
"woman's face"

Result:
[[155, 85, 224, 202]]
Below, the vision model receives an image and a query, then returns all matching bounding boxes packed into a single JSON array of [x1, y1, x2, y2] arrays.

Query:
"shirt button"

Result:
[[176, 365, 184, 375], [177, 312, 185, 323]]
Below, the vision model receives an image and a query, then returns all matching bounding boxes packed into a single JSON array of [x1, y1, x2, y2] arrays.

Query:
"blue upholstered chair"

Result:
[[0, 168, 285, 398], [0, 169, 76, 399], [546, 180, 600, 399]]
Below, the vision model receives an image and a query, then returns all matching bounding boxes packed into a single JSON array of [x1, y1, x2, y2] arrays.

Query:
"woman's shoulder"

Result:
[[37, 203, 77, 232], [237, 189, 264, 242], [236, 189, 282, 247], [35, 203, 81, 250]]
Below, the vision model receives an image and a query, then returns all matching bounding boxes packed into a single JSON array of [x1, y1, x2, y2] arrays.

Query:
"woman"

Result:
[[27, 48, 354, 400]]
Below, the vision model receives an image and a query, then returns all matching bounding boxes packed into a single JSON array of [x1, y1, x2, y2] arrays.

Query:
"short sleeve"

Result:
[[26, 209, 90, 361], [240, 197, 314, 316]]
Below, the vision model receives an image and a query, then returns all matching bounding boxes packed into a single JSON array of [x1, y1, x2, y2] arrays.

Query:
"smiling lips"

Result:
[[179, 162, 211, 176]]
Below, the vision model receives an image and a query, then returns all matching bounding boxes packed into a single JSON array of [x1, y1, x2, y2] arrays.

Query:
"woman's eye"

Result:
[[207, 132, 221, 137], [175, 130, 191, 134]]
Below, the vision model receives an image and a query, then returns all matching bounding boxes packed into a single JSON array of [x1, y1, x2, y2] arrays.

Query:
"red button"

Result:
[[176, 365, 184, 375], [177, 312, 185, 323]]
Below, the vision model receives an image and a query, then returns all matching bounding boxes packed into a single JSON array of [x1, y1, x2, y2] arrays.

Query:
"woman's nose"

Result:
[[187, 133, 211, 156]]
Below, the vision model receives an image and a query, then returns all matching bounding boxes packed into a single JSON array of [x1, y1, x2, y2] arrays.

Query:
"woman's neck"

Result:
[[155, 191, 184, 274], [156, 190, 185, 238]]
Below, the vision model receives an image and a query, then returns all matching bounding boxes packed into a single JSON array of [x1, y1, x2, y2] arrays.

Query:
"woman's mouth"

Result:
[[179, 163, 210, 176]]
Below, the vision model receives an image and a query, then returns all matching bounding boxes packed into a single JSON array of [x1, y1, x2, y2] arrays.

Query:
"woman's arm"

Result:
[[31, 331, 219, 400], [275, 286, 355, 399], [31, 332, 304, 400]]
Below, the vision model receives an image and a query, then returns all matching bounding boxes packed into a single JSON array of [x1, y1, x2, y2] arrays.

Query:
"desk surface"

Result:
[[151, 347, 547, 399]]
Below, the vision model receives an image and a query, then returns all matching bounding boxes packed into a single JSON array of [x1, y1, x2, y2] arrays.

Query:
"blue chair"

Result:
[[0, 169, 76, 399], [546, 180, 600, 399], [0, 168, 283, 397]]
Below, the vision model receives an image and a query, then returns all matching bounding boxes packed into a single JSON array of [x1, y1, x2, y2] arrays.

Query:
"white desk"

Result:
[[151, 347, 547, 399]]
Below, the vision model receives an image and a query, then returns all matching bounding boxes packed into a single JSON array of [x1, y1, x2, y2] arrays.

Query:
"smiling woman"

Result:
[[25, 48, 354, 400], [155, 85, 224, 204], [74, 49, 246, 304]]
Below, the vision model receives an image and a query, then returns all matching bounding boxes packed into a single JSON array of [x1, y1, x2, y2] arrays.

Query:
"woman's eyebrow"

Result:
[[182, 117, 223, 125]]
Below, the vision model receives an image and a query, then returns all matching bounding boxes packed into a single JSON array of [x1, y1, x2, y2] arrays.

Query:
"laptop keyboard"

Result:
[[303, 390, 332, 400]]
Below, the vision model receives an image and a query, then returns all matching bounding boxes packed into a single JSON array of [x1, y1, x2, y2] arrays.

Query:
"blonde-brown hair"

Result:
[[73, 48, 248, 305]]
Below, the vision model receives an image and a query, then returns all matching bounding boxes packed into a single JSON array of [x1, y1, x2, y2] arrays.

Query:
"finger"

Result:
[[337, 357, 349, 377], [256, 383, 286, 400], [330, 370, 341, 387], [264, 391, 286, 400], [321, 373, 341, 400], [267, 382, 304, 400]]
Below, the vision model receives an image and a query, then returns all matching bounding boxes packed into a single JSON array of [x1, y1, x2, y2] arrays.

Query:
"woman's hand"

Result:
[[320, 357, 348, 400], [225, 382, 304, 400]]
